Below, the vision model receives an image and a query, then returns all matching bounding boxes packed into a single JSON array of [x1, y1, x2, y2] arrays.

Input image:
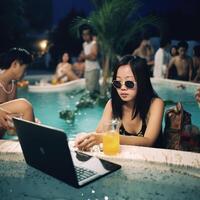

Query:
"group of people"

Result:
[[52, 24, 100, 97], [152, 38, 200, 82], [131, 35, 200, 83], [0, 29, 200, 152]]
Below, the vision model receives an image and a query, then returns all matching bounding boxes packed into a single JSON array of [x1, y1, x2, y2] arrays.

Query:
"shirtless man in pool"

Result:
[[166, 41, 193, 81]]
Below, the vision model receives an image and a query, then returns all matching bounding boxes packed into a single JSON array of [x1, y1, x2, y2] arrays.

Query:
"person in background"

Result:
[[168, 45, 178, 79], [192, 45, 200, 82], [72, 53, 85, 78], [0, 99, 35, 138], [52, 52, 78, 84], [79, 24, 100, 95], [0, 48, 32, 104], [132, 35, 154, 75], [153, 37, 171, 78], [195, 88, 200, 103], [170, 45, 178, 57], [75, 55, 164, 151], [166, 41, 193, 81]]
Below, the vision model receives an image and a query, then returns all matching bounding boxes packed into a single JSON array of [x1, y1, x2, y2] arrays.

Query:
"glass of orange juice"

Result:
[[103, 119, 120, 155]]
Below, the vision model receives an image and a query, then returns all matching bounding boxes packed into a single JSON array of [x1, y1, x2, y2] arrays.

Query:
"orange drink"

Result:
[[102, 119, 120, 155], [103, 130, 120, 155]]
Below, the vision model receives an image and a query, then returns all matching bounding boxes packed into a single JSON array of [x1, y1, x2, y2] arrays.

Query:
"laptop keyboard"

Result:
[[75, 166, 97, 182]]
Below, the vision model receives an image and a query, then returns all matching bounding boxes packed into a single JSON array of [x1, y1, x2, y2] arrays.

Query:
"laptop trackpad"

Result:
[[71, 151, 109, 174]]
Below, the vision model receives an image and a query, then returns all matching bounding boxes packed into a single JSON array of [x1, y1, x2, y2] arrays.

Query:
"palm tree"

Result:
[[72, 0, 157, 96]]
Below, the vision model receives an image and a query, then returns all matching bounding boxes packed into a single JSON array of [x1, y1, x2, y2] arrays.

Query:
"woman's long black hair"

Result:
[[111, 55, 159, 122]]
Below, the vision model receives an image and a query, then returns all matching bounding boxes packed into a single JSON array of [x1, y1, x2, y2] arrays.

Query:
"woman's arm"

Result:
[[75, 100, 113, 150], [96, 100, 113, 132]]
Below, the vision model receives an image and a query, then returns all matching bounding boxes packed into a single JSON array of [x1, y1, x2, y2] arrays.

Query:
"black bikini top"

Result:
[[119, 120, 146, 137], [119, 120, 164, 148]]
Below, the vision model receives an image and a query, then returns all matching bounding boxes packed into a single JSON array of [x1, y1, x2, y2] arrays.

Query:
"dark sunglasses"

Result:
[[112, 80, 137, 89]]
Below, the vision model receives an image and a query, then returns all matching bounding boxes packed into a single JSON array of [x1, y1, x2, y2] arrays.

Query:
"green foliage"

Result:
[[76, 92, 96, 109], [59, 90, 110, 123], [71, 0, 158, 96], [72, 0, 157, 57], [59, 109, 76, 123]]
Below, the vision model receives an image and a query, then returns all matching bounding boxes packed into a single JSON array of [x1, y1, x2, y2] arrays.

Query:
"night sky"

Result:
[[52, 0, 93, 25], [51, 0, 199, 41], [52, 0, 199, 25]]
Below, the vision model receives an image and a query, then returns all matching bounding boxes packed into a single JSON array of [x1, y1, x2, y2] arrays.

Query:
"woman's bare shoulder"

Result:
[[151, 98, 164, 109], [104, 99, 112, 110]]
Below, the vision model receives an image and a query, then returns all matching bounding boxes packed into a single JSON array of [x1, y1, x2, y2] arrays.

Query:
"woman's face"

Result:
[[115, 64, 137, 102], [62, 53, 69, 62]]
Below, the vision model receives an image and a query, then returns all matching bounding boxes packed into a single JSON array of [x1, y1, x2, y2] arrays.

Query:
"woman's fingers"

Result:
[[77, 134, 97, 150], [74, 132, 102, 151], [74, 133, 88, 147], [84, 141, 97, 151]]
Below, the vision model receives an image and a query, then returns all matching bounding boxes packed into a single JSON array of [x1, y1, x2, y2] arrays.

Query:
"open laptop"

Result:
[[13, 118, 121, 188]]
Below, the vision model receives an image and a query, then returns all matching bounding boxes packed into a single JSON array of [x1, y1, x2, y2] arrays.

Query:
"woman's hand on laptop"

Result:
[[75, 132, 102, 151]]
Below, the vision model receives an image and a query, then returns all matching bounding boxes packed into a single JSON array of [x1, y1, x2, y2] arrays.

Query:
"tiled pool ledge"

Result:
[[1, 139, 200, 169]]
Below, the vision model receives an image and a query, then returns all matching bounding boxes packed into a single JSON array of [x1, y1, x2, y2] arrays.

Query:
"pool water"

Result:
[[17, 89, 102, 139], [16, 80, 200, 139]]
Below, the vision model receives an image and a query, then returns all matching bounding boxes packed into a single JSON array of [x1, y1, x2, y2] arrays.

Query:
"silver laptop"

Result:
[[13, 118, 121, 188]]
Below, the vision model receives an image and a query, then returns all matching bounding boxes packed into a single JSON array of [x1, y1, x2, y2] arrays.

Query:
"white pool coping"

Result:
[[151, 77, 200, 87], [25, 75, 200, 87], [0, 139, 199, 169]]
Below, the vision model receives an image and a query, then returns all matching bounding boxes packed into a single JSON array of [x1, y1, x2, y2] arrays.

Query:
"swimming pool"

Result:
[[16, 77, 200, 139]]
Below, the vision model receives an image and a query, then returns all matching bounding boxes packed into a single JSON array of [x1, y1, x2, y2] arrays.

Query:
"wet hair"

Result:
[[193, 45, 200, 57], [111, 55, 159, 121], [79, 24, 94, 36], [1, 48, 32, 69], [177, 41, 188, 50], [160, 37, 171, 48]]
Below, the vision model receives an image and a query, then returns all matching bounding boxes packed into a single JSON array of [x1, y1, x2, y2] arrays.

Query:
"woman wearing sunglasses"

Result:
[[75, 55, 164, 150]]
